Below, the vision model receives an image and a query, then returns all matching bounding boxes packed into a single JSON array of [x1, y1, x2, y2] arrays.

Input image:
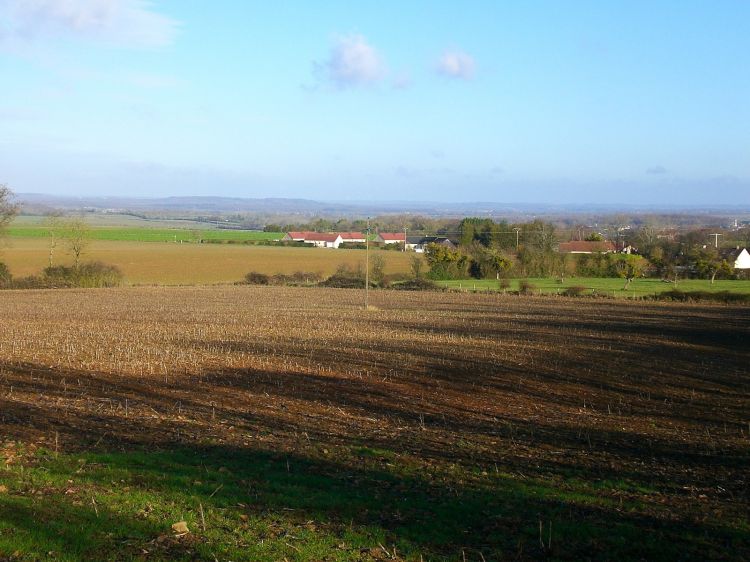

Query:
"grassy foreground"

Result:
[[3, 441, 744, 561]]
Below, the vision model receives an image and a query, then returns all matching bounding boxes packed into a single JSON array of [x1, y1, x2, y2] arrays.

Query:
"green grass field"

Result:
[[7, 226, 282, 243], [439, 277, 750, 298]]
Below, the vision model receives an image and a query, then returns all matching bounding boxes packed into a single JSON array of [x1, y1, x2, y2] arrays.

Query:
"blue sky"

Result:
[[1, 0, 748, 204]]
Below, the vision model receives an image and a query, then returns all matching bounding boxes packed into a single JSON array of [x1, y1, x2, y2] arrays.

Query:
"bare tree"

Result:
[[62, 218, 91, 267], [0, 183, 19, 238], [371, 253, 386, 285], [42, 211, 65, 268]]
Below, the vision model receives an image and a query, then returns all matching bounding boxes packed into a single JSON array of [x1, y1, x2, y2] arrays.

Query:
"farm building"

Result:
[[282, 231, 312, 242], [731, 248, 750, 269], [282, 232, 343, 248], [375, 232, 406, 245], [338, 232, 366, 243], [558, 240, 617, 254], [406, 236, 456, 253]]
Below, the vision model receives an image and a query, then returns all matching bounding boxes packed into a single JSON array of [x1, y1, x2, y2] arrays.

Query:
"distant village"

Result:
[[279, 225, 750, 280]]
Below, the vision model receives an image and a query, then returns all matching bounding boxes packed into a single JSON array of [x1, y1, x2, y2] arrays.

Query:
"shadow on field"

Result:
[[1, 299, 750, 562]]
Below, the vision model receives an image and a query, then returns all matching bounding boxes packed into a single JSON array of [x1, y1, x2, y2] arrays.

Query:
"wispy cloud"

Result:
[[646, 165, 668, 175], [0, 0, 179, 48], [436, 49, 475, 80], [314, 34, 386, 88]]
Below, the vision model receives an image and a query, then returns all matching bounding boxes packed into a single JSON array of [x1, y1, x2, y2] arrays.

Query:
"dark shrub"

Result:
[[244, 272, 270, 285], [519, 279, 536, 295], [43, 262, 124, 288], [268, 271, 321, 286], [656, 290, 750, 304], [563, 285, 587, 297], [319, 273, 368, 289], [3, 262, 124, 290], [290, 271, 322, 284], [7, 276, 47, 289], [392, 278, 440, 291], [498, 278, 511, 291], [0, 262, 11, 286]]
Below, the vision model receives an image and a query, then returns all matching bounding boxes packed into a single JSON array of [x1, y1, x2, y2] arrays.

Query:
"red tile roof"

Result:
[[284, 231, 314, 240], [338, 232, 365, 240], [377, 232, 406, 241], [284, 231, 341, 242]]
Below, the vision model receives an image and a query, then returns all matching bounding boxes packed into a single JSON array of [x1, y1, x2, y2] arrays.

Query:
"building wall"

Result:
[[735, 249, 750, 269]]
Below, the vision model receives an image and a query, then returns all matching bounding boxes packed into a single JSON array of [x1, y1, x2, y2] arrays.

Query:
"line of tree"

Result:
[[418, 216, 747, 283]]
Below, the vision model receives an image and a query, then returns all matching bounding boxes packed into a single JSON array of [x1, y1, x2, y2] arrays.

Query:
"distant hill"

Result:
[[16, 193, 749, 220]]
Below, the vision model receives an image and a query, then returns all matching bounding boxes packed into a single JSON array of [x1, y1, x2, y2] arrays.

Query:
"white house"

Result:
[[282, 231, 343, 248], [734, 248, 750, 269]]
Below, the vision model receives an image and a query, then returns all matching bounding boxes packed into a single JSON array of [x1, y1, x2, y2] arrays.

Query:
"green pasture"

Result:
[[439, 277, 750, 298], [7, 226, 282, 243]]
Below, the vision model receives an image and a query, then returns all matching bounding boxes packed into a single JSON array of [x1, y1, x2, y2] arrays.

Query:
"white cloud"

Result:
[[315, 34, 386, 88], [436, 49, 475, 80], [0, 0, 179, 47]]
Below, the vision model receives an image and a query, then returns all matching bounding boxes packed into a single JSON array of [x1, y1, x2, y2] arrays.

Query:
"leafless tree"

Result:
[[0, 184, 19, 238], [42, 211, 65, 267], [62, 218, 91, 267], [371, 254, 386, 284]]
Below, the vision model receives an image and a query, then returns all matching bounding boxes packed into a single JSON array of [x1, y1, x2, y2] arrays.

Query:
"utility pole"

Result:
[[365, 217, 370, 309], [403, 225, 407, 252], [513, 227, 521, 250], [709, 233, 722, 248]]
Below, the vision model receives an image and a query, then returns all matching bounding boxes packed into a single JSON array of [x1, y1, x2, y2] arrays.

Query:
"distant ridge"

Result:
[[16, 193, 749, 218]]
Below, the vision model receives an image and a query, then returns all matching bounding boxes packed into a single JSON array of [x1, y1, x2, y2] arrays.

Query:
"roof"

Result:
[[406, 236, 455, 245], [377, 232, 406, 241], [338, 231, 365, 240], [559, 240, 617, 253], [307, 233, 342, 243], [720, 247, 748, 258], [284, 231, 341, 242], [284, 231, 315, 239]]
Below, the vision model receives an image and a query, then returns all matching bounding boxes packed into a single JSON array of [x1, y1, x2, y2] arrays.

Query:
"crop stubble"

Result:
[[0, 286, 748, 558], [0, 240, 413, 284]]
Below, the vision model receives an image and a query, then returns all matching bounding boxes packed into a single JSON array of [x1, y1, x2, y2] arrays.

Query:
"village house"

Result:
[[338, 232, 366, 244], [735, 248, 750, 269], [405, 236, 456, 253], [724, 247, 750, 270], [374, 232, 406, 245], [558, 240, 617, 254], [282, 231, 343, 248]]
